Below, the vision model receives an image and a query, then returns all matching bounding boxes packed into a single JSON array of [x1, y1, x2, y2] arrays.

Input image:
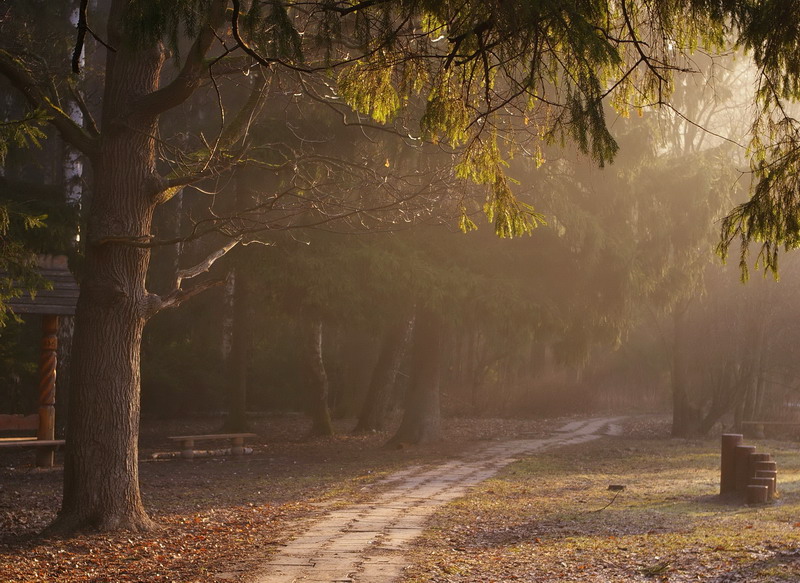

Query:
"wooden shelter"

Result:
[[2, 255, 79, 467]]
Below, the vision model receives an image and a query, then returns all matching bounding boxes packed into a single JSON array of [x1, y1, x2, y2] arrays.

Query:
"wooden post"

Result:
[[748, 453, 772, 490], [36, 315, 59, 468], [746, 484, 768, 504], [734, 445, 757, 495], [749, 452, 772, 470], [754, 461, 777, 473], [180, 439, 195, 459], [231, 436, 245, 455], [756, 469, 778, 496], [751, 476, 775, 500], [720, 433, 743, 496]]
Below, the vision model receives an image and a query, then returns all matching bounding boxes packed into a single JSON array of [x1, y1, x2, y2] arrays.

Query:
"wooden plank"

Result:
[[167, 433, 257, 459], [4, 255, 79, 316], [0, 414, 39, 431], [167, 433, 257, 440], [0, 439, 65, 449]]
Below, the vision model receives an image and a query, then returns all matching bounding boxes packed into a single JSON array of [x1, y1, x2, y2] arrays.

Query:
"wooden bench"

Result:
[[0, 414, 65, 465], [167, 433, 258, 459]]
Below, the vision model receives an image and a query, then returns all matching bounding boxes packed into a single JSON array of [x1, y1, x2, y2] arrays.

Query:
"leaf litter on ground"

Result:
[[0, 413, 554, 582]]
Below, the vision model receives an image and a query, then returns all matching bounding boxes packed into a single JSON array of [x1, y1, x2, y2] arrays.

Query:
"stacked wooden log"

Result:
[[720, 433, 778, 504]]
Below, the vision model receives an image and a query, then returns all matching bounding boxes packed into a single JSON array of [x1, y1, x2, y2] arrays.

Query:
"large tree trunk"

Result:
[[49, 7, 164, 533], [353, 316, 413, 433], [387, 307, 442, 446]]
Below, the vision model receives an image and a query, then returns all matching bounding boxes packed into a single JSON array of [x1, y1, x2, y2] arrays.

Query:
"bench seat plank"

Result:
[[0, 439, 65, 448], [167, 433, 258, 440]]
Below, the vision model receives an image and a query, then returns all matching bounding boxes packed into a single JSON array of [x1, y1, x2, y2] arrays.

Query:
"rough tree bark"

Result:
[[47, 0, 229, 532], [353, 315, 413, 433], [386, 307, 442, 446], [50, 15, 163, 530]]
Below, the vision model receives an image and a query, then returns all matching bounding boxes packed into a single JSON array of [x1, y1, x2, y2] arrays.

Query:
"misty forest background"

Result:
[[3, 35, 800, 440]]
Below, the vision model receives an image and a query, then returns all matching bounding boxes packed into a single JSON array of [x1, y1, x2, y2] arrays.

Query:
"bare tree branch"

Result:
[[174, 238, 240, 290], [142, 239, 241, 318], [66, 80, 100, 137], [71, 0, 89, 74], [143, 278, 226, 319]]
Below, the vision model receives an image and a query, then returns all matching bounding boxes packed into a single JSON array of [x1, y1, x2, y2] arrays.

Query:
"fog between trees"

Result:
[[4, 0, 800, 533], [6, 52, 794, 442], [133, 55, 800, 441]]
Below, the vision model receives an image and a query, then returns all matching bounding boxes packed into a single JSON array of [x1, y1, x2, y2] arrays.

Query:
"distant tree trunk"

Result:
[[742, 311, 768, 424], [55, 315, 74, 439], [308, 319, 334, 437], [354, 315, 413, 433], [221, 267, 235, 362], [671, 302, 701, 437], [223, 263, 250, 431], [386, 307, 442, 446], [468, 331, 482, 415]]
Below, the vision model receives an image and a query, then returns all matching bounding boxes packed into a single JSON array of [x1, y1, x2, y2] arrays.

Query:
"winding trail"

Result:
[[250, 417, 624, 583]]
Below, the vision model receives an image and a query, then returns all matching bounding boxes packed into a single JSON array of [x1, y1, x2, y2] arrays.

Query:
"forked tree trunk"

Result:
[[386, 307, 442, 447], [49, 7, 165, 533], [308, 319, 334, 437], [354, 316, 413, 433]]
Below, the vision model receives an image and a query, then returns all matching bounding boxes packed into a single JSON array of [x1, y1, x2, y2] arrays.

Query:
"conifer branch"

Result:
[[0, 50, 98, 156], [619, 0, 668, 100], [328, 0, 392, 16], [229, 0, 318, 74]]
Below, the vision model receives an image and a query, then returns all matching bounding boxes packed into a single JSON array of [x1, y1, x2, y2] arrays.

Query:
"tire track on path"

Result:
[[249, 416, 625, 583]]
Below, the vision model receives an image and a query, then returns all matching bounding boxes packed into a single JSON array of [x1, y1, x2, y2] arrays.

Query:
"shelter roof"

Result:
[[5, 255, 79, 316]]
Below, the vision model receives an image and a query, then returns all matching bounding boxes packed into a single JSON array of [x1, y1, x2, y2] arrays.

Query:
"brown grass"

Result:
[[402, 419, 800, 582]]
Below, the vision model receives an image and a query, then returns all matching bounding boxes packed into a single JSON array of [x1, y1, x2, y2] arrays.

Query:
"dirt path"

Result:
[[247, 417, 624, 583]]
